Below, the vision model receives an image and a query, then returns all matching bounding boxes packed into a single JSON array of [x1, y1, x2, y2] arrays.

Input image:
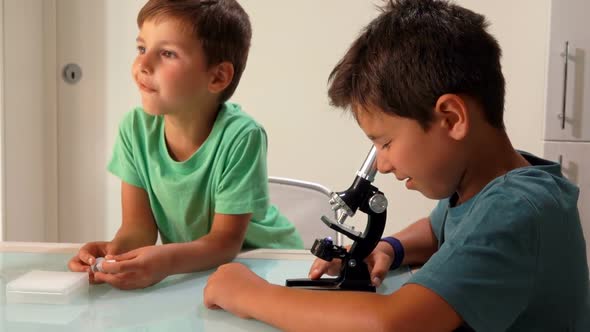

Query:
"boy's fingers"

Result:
[[326, 259, 342, 276], [88, 271, 106, 284], [111, 250, 138, 262], [77, 249, 96, 265], [308, 260, 328, 279], [93, 272, 120, 288], [203, 295, 221, 310], [308, 269, 321, 279], [308, 259, 341, 279], [370, 257, 391, 287], [100, 259, 136, 274], [68, 257, 90, 272], [94, 272, 134, 289], [203, 285, 218, 309]]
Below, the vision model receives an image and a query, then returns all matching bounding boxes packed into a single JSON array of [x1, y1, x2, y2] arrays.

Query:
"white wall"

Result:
[[2, 0, 58, 241], [0, 0, 5, 240], [0, 0, 552, 242]]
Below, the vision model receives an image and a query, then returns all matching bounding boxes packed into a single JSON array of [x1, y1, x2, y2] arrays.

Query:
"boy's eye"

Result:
[[161, 50, 177, 58], [137, 46, 146, 54], [382, 141, 391, 150]]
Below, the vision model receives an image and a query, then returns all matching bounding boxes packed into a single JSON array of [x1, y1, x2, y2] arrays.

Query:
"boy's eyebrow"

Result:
[[135, 37, 183, 48], [366, 134, 379, 141]]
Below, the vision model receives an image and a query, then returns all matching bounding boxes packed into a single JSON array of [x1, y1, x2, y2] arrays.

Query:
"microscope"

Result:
[[286, 145, 387, 292]]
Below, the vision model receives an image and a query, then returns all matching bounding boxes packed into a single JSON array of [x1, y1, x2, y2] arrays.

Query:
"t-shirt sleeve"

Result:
[[107, 111, 144, 188], [214, 127, 269, 215], [408, 192, 540, 332]]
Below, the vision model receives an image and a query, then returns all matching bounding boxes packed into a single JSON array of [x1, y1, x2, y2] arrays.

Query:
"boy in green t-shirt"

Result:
[[203, 0, 589, 331], [68, 0, 303, 290]]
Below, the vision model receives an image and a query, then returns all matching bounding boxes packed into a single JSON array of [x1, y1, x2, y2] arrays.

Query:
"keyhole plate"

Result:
[[62, 63, 82, 84]]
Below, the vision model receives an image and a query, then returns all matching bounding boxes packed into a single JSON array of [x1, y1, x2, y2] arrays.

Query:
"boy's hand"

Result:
[[308, 244, 351, 279], [308, 257, 343, 279], [204, 263, 269, 319], [308, 242, 395, 287], [94, 245, 170, 290], [364, 242, 395, 287], [68, 241, 119, 284]]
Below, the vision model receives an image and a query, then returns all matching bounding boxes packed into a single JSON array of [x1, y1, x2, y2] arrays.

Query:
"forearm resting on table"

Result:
[[391, 217, 438, 266], [163, 234, 242, 275], [247, 284, 423, 332], [111, 224, 158, 253]]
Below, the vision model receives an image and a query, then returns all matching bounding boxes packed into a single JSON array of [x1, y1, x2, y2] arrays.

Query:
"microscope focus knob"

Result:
[[368, 193, 388, 213]]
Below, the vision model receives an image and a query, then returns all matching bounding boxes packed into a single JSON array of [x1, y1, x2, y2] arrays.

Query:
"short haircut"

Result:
[[328, 0, 505, 129], [138, 0, 252, 103]]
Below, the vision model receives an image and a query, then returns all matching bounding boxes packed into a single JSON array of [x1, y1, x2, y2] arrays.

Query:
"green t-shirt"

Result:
[[408, 152, 589, 331], [107, 103, 303, 249]]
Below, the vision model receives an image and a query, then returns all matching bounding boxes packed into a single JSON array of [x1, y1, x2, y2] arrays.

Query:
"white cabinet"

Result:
[[543, 0, 590, 141], [543, 142, 590, 264], [543, 0, 590, 267]]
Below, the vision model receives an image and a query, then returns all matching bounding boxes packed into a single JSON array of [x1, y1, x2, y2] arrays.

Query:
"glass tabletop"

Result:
[[0, 251, 412, 331]]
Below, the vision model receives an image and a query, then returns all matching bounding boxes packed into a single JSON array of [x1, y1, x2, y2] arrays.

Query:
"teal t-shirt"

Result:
[[408, 152, 589, 331], [107, 102, 303, 249]]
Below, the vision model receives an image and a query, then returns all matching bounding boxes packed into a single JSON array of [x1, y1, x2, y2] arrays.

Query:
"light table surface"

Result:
[[0, 242, 413, 331]]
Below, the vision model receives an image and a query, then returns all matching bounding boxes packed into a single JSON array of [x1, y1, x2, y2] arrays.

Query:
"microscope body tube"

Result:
[[333, 146, 379, 221]]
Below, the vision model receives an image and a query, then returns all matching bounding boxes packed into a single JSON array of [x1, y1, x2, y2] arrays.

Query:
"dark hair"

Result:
[[138, 0, 252, 103], [328, 0, 505, 130]]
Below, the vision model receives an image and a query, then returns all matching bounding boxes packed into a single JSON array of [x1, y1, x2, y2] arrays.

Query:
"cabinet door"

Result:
[[544, 0, 590, 141], [543, 142, 590, 266]]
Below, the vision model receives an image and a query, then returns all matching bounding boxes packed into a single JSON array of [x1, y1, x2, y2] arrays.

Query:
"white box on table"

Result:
[[6, 270, 89, 304]]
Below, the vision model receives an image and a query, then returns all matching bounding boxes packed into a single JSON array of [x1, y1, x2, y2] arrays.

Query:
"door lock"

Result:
[[62, 63, 82, 84]]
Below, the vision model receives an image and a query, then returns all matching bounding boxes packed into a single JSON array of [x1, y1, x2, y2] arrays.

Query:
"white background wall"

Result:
[[0, 0, 5, 241], [0, 0, 551, 242], [2, 0, 56, 241]]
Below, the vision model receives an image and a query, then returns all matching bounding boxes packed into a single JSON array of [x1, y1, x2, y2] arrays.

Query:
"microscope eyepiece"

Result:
[[356, 145, 378, 182]]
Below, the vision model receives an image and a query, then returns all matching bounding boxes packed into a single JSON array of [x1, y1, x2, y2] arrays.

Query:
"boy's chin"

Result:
[[141, 106, 165, 116], [417, 187, 452, 201]]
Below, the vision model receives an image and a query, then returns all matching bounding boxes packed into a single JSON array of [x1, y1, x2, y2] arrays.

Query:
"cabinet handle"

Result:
[[559, 41, 569, 130]]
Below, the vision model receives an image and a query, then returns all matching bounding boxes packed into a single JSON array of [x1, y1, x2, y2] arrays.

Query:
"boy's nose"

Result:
[[137, 55, 154, 74], [376, 152, 394, 174]]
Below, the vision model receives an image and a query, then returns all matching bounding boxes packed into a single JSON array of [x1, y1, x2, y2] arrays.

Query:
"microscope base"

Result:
[[285, 277, 375, 292]]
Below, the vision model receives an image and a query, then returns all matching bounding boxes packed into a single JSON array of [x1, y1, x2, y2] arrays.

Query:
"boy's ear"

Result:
[[208, 62, 234, 94], [434, 94, 469, 140]]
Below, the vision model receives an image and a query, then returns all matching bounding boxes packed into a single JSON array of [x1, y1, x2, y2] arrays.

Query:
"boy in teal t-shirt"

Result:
[[68, 0, 302, 290], [203, 1, 589, 331], [408, 151, 588, 331]]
